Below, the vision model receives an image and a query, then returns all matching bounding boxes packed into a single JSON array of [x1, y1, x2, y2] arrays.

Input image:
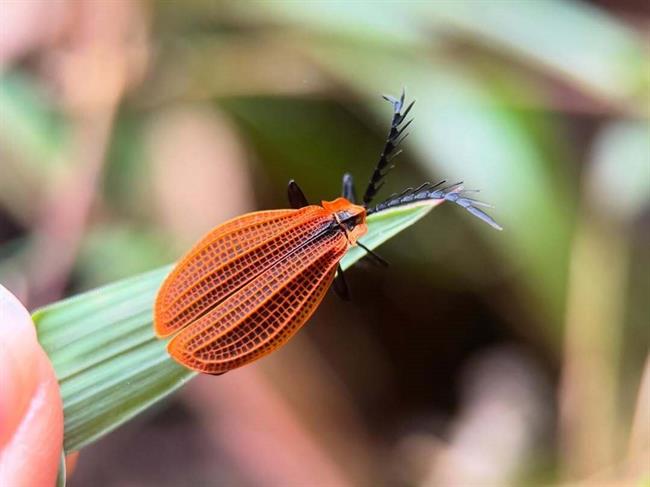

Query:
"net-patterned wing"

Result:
[[167, 230, 347, 374], [155, 206, 332, 337]]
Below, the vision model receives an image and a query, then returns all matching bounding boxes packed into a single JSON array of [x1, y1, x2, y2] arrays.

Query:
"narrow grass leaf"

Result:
[[33, 200, 444, 452]]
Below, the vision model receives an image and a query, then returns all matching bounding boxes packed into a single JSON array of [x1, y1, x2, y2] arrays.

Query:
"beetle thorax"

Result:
[[321, 197, 368, 245]]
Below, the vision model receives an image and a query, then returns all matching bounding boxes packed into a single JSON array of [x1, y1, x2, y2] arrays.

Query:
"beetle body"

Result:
[[154, 91, 501, 375], [155, 199, 366, 374]]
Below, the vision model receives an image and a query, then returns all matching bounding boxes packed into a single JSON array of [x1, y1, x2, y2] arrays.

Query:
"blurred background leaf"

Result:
[[1, 0, 648, 485]]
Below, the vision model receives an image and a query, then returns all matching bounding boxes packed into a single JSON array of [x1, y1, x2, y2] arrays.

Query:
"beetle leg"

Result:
[[287, 179, 310, 209], [341, 173, 358, 204], [332, 264, 350, 300], [357, 241, 389, 267]]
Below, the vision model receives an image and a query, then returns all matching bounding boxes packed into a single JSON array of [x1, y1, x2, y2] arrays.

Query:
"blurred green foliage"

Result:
[[1, 0, 648, 485]]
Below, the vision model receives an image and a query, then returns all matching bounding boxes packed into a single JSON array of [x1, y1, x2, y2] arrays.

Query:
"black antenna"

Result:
[[367, 181, 503, 231], [362, 89, 414, 207]]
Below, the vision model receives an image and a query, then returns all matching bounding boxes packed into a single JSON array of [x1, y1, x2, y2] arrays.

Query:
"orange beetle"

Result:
[[154, 91, 501, 375]]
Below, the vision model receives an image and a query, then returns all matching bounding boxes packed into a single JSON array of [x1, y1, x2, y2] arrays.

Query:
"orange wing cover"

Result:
[[154, 206, 348, 374]]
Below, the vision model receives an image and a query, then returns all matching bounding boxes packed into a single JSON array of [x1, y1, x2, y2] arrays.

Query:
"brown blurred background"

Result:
[[0, 1, 649, 486]]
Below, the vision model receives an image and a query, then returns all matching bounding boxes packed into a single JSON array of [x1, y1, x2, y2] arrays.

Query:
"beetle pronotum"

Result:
[[154, 91, 502, 375]]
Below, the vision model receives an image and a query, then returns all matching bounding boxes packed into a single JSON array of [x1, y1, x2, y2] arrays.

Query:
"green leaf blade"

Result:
[[34, 265, 194, 452]]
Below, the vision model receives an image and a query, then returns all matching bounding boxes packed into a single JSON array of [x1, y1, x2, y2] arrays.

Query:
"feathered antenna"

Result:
[[362, 89, 414, 207], [361, 89, 501, 231], [367, 181, 503, 231]]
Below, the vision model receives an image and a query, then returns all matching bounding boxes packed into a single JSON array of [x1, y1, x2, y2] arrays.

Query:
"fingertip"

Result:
[[0, 285, 64, 487], [0, 285, 40, 447], [0, 284, 38, 343]]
